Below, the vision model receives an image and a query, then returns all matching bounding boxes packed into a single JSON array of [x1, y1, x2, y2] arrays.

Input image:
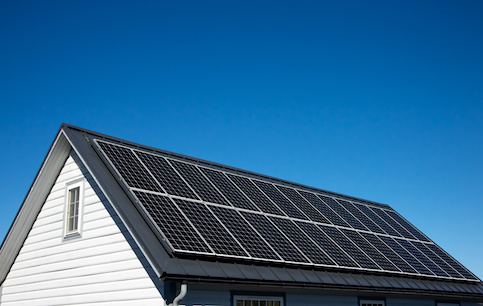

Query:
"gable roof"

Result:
[[1, 124, 482, 301]]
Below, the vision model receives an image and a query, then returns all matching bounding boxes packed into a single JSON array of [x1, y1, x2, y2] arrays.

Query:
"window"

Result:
[[360, 299, 385, 306], [64, 180, 84, 238], [436, 303, 460, 306], [233, 295, 283, 306]]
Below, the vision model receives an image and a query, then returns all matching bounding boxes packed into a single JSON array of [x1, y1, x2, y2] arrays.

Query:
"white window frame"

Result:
[[436, 303, 460, 306], [233, 295, 283, 306], [63, 179, 85, 239], [360, 299, 385, 306]]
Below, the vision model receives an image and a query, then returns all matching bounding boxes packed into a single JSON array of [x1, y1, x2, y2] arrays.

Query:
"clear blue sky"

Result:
[[1, 1, 482, 278]]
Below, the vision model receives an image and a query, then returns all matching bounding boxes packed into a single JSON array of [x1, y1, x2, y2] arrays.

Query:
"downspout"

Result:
[[168, 281, 188, 306]]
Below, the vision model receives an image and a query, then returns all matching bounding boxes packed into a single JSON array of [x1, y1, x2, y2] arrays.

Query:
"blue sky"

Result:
[[1, 1, 482, 278]]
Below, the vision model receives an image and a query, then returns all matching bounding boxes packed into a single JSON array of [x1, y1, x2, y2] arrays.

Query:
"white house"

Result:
[[1, 124, 482, 306]]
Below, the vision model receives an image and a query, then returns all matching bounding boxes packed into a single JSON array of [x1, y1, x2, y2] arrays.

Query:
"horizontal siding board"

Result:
[[3, 258, 147, 286], [1, 154, 162, 304]]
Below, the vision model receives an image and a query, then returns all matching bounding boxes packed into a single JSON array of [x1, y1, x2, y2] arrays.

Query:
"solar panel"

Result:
[[276, 185, 330, 224], [95, 139, 479, 282], [173, 199, 248, 257], [240, 211, 308, 263], [169, 159, 230, 205], [135, 151, 199, 199], [133, 191, 212, 254], [199, 167, 258, 210], [254, 180, 307, 220], [209, 205, 281, 261], [268, 217, 335, 266], [227, 174, 285, 215]]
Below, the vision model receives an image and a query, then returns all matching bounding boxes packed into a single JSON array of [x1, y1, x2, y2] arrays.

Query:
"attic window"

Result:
[[64, 180, 84, 238], [233, 295, 283, 306]]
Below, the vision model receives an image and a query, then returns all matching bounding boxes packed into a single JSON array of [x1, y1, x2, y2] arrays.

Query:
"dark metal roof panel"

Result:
[[237, 264, 262, 280], [253, 266, 280, 282]]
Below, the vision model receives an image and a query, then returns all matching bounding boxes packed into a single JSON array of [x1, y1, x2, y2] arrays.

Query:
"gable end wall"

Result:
[[0, 152, 164, 305]]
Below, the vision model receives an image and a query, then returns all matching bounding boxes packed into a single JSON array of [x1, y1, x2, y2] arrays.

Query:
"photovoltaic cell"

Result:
[[98, 141, 163, 192], [341, 229, 398, 272], [254, 180, 307, 220], [338, 200, 385, 234], [425, 244, 477, 280], [380, 236, 433, 276], [209, 206, 281, 260], [356, 204, 401, 237], [371, 208, 417, 240], [269, 216, 335, 266], [241, 211, 308, 263], [360, 232, 417, 274], [396, 239, 449, 277], [200, 167, 258, 211], [412, 241, 463, 279], [228, 174, 284, 215], [133, 191, 211, 253], [296, 221, 359, 268], [135, 151, 199, 200], [319, 225, 380, 270], [169, 159, 229, 205], [298, 190, 348, 227], [319, 195, 368, 230], [385, 210, 430, 242], [276, 185, 330, 224], [174, 199, 248, 257]]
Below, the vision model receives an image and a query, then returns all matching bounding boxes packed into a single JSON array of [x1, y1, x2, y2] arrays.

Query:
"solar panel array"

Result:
[[95, 139, 479, 282]]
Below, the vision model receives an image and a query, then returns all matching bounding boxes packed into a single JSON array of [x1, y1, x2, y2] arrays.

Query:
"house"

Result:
[[1, 123, 482, 306]]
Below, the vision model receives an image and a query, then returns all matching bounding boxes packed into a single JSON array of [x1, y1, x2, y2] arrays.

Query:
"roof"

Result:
[[1, 124, 482, 301]]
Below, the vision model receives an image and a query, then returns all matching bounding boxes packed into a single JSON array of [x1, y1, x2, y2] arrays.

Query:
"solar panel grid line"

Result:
[[380, 236, 434, 276], [260, 215, 314, 264], [268, 216, 338, 267], [298, 191, 347, 227], [359, 232, 418, 275], [169, 158, 234, 206], [96, 140, 164, 193], [276, 185, 331, 224], [227, 173, 287, 216], [173, 199, 251, 258], [396, 239, 451, 278], [222, 172, 267, 212], [337, 199, 386, 234], [424, 243, 478, 280], [134, 150, 201, 200], [315, 194, 355, 228], [340, 229, 400, 272], [349, 202, 387, 234], [199, 167, 259, 211], [335, 228, 385, 271], [371, 207, 417, 240], [132, 190, 214, 254], [328, 196, 370, 231], [208, 205, 284, 262], [318, 225, 381, 271], [240, 211, 311, 264], [355, 204, 402, 237], [131, 149, 169, 195], [384, 210, 430, 242], [295, 221, 360, 269], [412, 242, 465, 279], [192, 164, 237, 208], [252, 180, 308, 220]]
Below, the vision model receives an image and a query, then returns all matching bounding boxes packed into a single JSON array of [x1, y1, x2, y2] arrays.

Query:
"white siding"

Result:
[[0, 153, 165, 305]]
